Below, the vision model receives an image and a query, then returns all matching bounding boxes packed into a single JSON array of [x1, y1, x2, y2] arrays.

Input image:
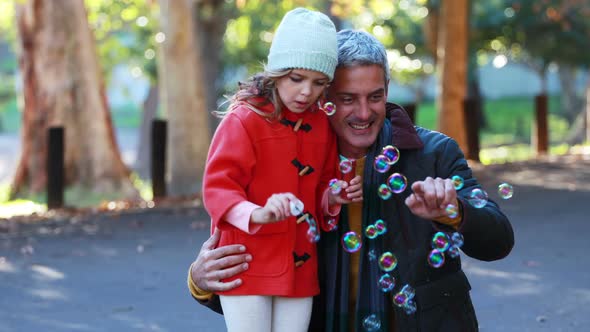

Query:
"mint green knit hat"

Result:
[[267, 8, 338, 81]]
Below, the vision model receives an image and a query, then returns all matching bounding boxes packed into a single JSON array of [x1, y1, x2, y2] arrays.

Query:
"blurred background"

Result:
[[0, 0, 589, 215]]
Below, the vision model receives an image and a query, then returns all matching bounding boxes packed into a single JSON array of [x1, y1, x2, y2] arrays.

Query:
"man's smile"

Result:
[[349, 122, 372, 130]]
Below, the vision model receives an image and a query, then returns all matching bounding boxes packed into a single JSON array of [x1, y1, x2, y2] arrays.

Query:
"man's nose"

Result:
[[356, 100, 371, 120]]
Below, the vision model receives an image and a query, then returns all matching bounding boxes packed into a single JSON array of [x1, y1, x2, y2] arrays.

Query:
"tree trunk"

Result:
[[558, 64, 582, 126], [423, 4, 439, 62], [134, 83, 159, 178], [12, 0, 136, 199], [158, 0, 211, 196], [570, 75, 590, 144], [587, 77, 590, 144], [436, 0, 468, 151], [192, 0, 234, 132]]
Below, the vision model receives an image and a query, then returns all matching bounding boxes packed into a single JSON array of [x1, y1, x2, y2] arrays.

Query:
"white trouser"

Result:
[[219, 295, 313, 332]]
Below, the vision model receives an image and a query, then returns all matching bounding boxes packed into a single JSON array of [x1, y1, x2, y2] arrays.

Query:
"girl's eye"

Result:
[[290, 76, 302, 82]]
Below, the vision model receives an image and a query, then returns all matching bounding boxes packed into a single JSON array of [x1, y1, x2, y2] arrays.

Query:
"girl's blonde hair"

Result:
[[214, 68, 292, 121]]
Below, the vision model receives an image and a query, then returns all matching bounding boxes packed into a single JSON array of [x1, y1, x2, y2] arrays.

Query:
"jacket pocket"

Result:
[[234, 224, 291, 277], [414, 271, 479, 331]]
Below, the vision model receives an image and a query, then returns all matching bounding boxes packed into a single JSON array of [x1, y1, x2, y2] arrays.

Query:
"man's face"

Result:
[[327, 64, 387, 159]]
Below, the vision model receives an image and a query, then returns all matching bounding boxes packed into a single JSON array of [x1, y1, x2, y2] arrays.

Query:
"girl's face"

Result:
[[275, 69, 329, 114]]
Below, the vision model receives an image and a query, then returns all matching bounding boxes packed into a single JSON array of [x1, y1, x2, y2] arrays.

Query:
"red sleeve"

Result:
[[203, 112, 255, 230], [316, 130, 340, 232]]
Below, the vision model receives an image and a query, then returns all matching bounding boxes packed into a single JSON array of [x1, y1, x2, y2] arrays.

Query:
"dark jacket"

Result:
[[195, 104, 515, 332]]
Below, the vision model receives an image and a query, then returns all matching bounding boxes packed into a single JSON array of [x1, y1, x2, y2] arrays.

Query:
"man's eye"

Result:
[[341, 98, 353, 104], [370, 95, 384, 102]]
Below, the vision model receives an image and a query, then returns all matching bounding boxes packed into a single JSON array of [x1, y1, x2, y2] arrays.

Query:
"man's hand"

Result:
[[190, 228, 251, 292], [405, 177, 458, 220]]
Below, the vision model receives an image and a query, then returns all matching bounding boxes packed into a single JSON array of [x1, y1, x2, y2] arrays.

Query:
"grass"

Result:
[[0, 172, 154, 218], [0, 99, 142, 133], [0, 98, 19, 134], [414, 95, 569, 148]]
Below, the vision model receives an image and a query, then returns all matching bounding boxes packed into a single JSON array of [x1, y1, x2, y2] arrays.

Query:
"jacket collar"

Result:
[[386, 102, 424, 149]]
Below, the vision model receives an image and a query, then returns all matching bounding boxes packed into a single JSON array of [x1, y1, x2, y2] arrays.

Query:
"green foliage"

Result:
[[357, 0, 434, 99], [506, 0, 590, 67], [85, 0, 159, 83], [0, 2, 16, 44], [222, 0, 327, 80], [476, 0, 590, 68]]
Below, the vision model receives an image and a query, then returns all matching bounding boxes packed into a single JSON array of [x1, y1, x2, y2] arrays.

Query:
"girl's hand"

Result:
[[328, 175, 363, 205], [250, 192, 299, 224]]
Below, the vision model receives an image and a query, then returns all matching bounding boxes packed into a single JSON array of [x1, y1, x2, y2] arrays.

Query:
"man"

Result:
[[188, 30, 514, 331]]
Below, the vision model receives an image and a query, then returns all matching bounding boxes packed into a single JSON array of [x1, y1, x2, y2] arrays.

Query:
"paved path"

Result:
[[1, 155, 589, 331]]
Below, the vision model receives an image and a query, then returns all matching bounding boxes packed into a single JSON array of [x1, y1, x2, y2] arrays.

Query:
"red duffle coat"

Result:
[[203, 100, 339, 297]]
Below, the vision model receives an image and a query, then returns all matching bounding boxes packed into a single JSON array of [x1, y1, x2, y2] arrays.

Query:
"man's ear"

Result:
[[384, 79, 390, 98]]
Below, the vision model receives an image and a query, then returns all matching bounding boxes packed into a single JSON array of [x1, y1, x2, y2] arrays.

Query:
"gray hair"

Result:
[[336, 29, 390, 83]]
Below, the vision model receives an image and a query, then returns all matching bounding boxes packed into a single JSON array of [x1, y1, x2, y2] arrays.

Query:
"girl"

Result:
[[202, 8, 361, 332]]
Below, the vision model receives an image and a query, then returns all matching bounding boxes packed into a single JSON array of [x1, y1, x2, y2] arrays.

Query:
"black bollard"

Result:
[[151, 119, 167, 198], [533, 94, 548, 155], [47, 127, 64, 209], [463, 98, 481, 162]]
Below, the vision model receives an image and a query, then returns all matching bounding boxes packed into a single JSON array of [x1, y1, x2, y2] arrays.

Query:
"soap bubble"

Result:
[[381, 145, 400, 165], [387, 173, 408, 194], [342, 231, 362, 253], [329, 178, 343, 195], [374, 219, 387, 235], [451, 175, 464, 190], [445, 204, 458, 218], [378, 273, 395, 292], [431, 232, 451, 252], [378, 184, 392, 200], [289, 199, 304, 216], [374, 155, 391, 173], [365, 225, 378, 239], [451, 232, 464, 248], [468, 188, 488, 208], [378, 252, 398, 272], [339, 159, 353, 174], [427, 249, 445, 268], [362, 314, 381, 331], [498, 182, 514, 199]]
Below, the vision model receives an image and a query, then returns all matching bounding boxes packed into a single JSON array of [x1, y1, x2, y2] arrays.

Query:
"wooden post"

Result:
[[151, 119, 167, 198], [401, 103, 417, 124], [462, 98, 481, 162], [533, 94, 549, 155], [47, 127, 64, 209]]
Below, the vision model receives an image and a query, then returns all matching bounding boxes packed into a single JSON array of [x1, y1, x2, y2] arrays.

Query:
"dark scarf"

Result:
[[316, 118, 413, 331], [312, 104, 424, 332]]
